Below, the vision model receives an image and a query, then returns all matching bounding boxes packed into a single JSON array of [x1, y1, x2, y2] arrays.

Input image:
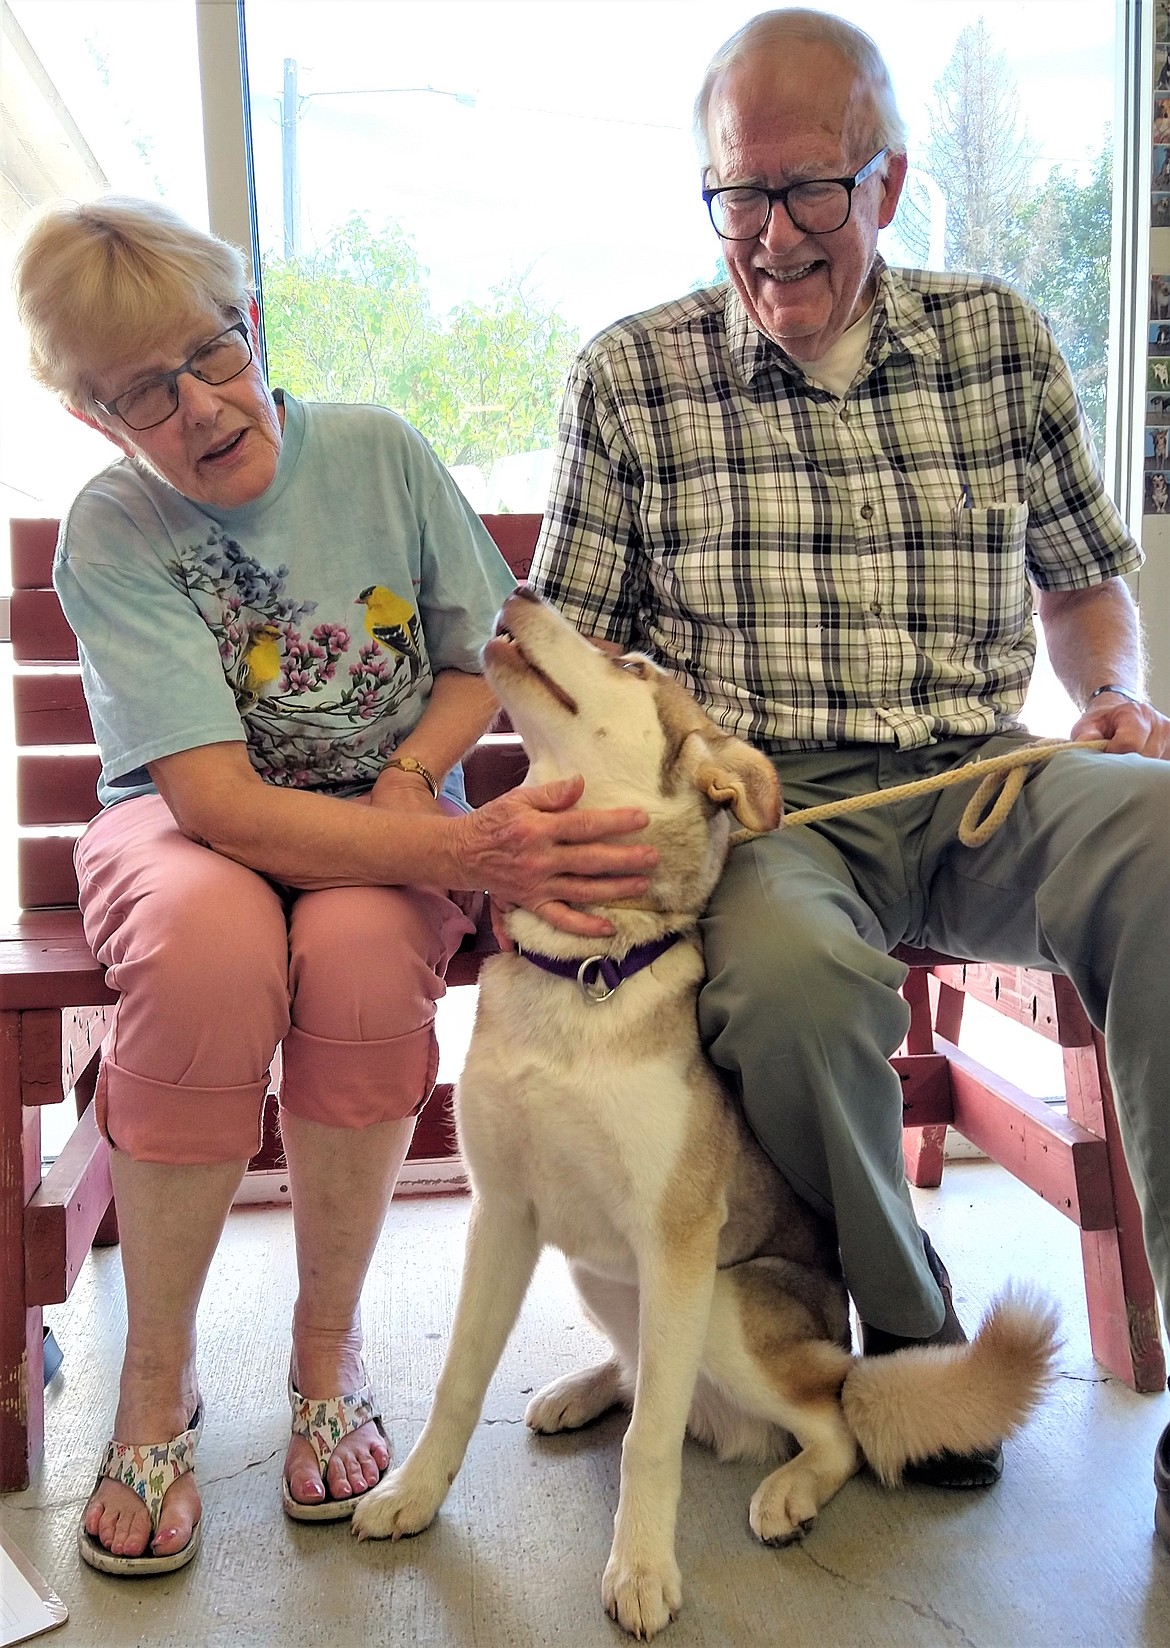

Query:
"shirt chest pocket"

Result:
[[930, 502, 1030, 643]]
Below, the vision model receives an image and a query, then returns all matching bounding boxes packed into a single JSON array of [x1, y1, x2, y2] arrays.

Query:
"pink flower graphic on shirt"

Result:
[[279, 622, 351, 693], [219, 595, 248, 665], [345, 643, 400, 719]]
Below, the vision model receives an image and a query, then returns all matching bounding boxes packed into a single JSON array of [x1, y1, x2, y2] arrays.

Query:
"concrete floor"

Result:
[[3, 1157, 1170, 1648]]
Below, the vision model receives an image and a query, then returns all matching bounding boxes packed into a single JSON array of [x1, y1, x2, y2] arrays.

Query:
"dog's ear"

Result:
[[687, 731, 782, 834], [655, 672, 781, 832]]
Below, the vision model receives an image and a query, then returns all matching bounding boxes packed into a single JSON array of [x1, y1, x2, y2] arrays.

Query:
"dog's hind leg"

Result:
[[526, 1358, 627, 1433], [746, 1399, 860, 1545], [353, 1195, 539, 1542], [527, 1266, 637, 1434], [699, 1269, 859, 1547]]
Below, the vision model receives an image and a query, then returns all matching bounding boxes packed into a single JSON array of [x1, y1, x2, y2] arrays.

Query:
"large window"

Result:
[[239, 0, 1119, 734], [240, 1, 1118, 516], [1, 0, 1124, 535]]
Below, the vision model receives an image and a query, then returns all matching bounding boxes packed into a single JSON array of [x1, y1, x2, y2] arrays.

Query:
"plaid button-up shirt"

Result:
[[531, 262, 1142, 752]]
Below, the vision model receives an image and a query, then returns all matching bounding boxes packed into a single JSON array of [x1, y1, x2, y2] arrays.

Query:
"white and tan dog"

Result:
[[353, 588, 1058, 1639]]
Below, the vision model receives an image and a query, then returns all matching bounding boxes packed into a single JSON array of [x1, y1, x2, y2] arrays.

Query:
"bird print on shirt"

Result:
[[235, 622, 284, 710], [355, 584, 422, 682], [167, 529, 433, 791]]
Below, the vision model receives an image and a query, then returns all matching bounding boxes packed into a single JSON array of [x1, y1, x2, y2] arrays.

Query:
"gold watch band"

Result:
[[385, 756, 439, 799]]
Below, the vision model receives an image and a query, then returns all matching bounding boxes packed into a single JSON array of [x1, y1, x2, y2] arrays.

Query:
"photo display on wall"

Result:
[[1150, 17, 1170, 511]]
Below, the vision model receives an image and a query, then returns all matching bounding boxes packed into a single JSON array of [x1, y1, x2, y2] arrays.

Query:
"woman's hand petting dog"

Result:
[[456, 775, 657, 939]]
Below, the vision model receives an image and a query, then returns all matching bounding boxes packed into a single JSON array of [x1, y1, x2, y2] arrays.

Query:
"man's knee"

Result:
[[700, 914, 909, 1057]]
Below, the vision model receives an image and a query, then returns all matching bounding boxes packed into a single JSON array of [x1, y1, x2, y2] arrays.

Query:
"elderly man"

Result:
[[532, 6, 1170, 1510]]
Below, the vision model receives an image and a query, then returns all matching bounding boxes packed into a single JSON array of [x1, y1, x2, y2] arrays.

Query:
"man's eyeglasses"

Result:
[[96, 320, 254, 432], [703, 150, 888, 241]]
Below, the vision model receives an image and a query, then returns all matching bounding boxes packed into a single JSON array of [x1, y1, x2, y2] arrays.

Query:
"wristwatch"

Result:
[[384, 756, 439, 799], [1086, 684, 1144, 707]]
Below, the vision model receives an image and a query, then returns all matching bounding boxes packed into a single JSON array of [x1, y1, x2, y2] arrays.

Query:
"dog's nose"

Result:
[[511, 584, 541, 603]]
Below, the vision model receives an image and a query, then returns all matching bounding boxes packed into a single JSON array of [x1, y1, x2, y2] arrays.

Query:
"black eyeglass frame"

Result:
[[702, 149, 889, 241], [95, 319, 254, 431]]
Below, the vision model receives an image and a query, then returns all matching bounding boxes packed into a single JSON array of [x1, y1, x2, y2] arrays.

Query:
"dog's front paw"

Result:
[[351, 1464, 446, 1543], [602, 1550, 682, 1640], [526, 1359, 624, 1434]]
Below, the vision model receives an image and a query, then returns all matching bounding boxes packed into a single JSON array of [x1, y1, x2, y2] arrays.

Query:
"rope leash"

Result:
[[731, 737, 1109, 850]]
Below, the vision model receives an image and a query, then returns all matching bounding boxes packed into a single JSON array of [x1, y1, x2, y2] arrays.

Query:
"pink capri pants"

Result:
[[75, 794, 477, 1165]]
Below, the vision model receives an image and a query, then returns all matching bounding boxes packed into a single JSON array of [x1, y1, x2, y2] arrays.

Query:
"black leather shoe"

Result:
[[858, 1233, 1004, 1489], [1154, 1421, 1170, 1548]]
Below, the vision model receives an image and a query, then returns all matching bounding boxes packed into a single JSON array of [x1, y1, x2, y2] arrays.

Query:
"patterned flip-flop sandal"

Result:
[[78, 1405, 204, 1576], [282, 1376, 389, 1522]]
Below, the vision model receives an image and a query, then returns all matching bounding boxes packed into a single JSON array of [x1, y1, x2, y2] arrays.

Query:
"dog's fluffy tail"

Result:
[[840, 1287, 1061, 1488]]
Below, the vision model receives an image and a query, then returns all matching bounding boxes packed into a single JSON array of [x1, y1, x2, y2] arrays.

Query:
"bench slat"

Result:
[[13, 672, 93, 745], [17, 1005, 108, 1107], [0, 919, 113, 1009], [462, 736, 529, 807], [17, 839, 81, 912], [11, 589, 78, 663], [941, 1035, 1116, 1230], [480, 513, 538, 580], [9, 519, 58, 590], [17, 751, 101, 826], [25, 1101, 113, 1307]]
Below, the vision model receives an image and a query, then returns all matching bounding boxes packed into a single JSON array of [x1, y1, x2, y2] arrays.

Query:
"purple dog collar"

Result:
[[516, 933, 685, 1004]]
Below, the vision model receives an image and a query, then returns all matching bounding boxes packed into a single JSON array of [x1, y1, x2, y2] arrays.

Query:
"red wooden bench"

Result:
[[3, 512, 1161, 1492], [892, 950, 1163, 1393]]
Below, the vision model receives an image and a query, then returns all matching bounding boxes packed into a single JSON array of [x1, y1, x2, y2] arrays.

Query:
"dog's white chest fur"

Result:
[[457, 948, 716, 1278]]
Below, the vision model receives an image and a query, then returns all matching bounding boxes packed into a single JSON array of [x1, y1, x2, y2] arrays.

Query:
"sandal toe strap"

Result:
[[96, 1405, 203, 1533], [289, 1382, 380, 1475]]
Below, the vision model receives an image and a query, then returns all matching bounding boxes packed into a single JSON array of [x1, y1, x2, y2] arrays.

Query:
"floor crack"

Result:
[[202, 1445, 283, 1488], [797, 1545, 980, 1648]]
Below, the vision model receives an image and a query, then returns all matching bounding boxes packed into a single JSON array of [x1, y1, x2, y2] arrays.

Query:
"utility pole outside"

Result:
[[281, 57, 299, 260]]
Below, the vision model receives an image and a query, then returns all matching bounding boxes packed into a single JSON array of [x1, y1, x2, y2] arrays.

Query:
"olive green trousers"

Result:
[[699, 734, 1170, 1338]]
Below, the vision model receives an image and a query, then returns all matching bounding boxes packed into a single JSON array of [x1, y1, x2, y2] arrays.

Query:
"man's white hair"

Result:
[[694, 8, 908, 173]]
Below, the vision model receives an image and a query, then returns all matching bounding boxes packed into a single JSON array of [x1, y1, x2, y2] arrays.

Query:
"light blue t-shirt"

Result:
[[55, 393, 516, 807]]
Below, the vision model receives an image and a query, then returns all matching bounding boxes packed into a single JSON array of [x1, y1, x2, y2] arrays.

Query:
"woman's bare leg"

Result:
[[83, 1152, 248, 1558], [280, 1110, 416, 1505]]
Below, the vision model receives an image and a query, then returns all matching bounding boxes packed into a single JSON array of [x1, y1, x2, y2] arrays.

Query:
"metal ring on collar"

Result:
[[577, 955, 619, 1003]]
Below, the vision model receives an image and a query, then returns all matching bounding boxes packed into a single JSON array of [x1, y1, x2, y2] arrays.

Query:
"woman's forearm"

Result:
[[147, 738, 659, 930], [149, 741, 467, 891]]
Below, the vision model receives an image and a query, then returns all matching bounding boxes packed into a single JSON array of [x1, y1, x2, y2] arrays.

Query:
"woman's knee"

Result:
[[109, 873, 289, 1030], [79, 800, 290, 1016], [288, 884, 473, 1042]]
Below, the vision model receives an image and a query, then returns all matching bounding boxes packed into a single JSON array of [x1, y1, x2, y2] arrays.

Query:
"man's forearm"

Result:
[[1035, 578, 1145, 708]]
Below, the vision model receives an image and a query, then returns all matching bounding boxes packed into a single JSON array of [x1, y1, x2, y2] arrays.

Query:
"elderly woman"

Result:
[[12, 197, 656, 1577]]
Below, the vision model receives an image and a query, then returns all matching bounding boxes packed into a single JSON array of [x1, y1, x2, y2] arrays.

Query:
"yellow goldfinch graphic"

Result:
[[355, 584, 422, 677], [236, 622, 283, 710]]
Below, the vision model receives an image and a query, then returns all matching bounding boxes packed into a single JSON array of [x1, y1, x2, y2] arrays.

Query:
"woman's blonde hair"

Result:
[[11, 195, 252, 413]]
